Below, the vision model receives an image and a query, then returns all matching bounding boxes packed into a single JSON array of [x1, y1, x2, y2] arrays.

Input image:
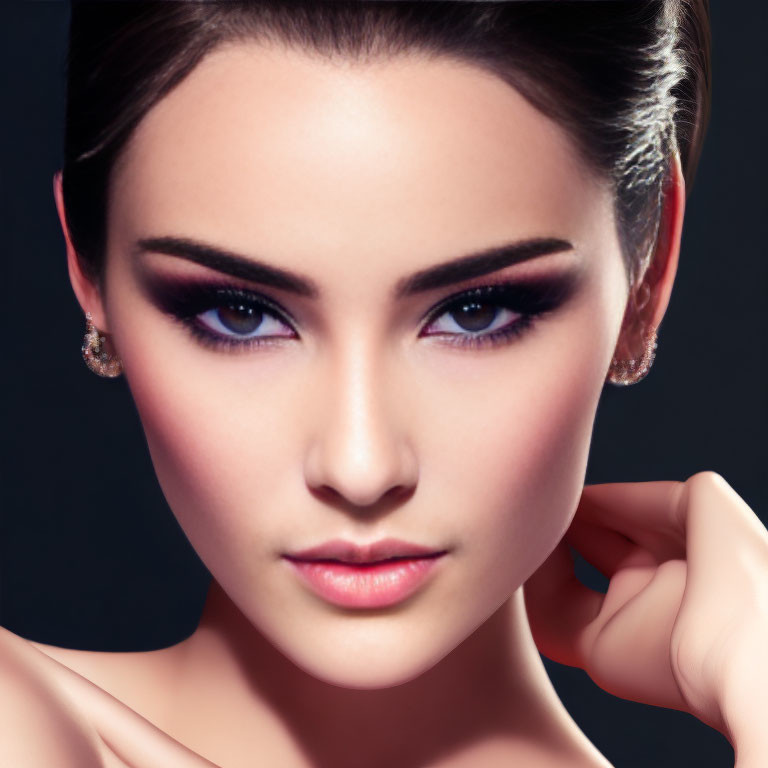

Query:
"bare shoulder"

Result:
[[0, 627, 220, 768], [0, 625, 106, 767]]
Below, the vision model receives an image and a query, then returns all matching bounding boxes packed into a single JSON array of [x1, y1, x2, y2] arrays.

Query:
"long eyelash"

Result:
[[145, 279, 298, 352], [440, 315, 536, 350], [421, 277, 576, 350]]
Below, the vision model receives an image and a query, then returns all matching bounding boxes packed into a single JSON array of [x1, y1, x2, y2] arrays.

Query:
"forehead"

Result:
[[110, 42, 612, 277]]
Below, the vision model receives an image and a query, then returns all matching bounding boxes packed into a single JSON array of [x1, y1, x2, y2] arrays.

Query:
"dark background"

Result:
[[1, 2, 766, 766]]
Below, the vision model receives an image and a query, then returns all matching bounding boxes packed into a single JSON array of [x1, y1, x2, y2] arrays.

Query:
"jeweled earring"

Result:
[[82, 312, 123, 378], [607, 325, 658, 386]]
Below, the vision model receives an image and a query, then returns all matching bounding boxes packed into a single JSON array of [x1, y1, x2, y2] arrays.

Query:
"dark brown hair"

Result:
[[62, 0, 711, 290]]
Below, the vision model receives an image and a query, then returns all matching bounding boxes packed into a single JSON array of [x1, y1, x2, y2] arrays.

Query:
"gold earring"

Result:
[[82, 312, 123, 378], [607, 326, 658, 386]]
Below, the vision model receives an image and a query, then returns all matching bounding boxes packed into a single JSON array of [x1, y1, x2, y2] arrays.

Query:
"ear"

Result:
[[53, 171, 111, 332], [612, 152, 686, 363]]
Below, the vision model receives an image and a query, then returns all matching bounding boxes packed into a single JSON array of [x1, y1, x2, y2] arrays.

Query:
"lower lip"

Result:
[[285, 555, 444, 609]]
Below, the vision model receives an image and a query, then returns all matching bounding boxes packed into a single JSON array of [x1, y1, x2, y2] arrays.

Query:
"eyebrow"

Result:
[[134, 237, 320, 298], [395, 237, 574, 295], [134, 235, 575, 300]]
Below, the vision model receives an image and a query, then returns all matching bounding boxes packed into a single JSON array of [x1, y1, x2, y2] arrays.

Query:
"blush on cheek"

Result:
[[120, 358, 231, 529], [475, 350, 607, 599], [132, 393, 214, 523], [121, 354, 298, 579], [516, 365, 605, 567]]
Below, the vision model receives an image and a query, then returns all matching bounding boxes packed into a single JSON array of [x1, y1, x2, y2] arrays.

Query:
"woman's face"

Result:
[[98, 43, 628, 688]]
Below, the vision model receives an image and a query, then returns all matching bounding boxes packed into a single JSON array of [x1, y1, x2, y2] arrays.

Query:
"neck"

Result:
[[168, 580, 602, 768]]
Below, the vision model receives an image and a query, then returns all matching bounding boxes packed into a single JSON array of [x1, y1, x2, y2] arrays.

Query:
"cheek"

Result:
[[110, 312, 307, 561], [480, 365, 599, 576], [423, 315, 610, 613]]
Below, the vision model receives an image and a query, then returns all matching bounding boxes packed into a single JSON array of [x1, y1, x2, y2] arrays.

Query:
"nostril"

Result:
[[383, 484, 415, 505], [311, 485, 344, 505], [307, 481, 415, 518]]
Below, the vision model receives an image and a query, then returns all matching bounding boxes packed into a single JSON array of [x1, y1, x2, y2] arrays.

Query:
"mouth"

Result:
[[283, 538, 448, 609]]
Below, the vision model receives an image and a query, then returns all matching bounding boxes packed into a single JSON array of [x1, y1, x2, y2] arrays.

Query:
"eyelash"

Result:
[[421, 284, 546, 350], [153, 279, 570, 353], [153, 283, 297, 352]]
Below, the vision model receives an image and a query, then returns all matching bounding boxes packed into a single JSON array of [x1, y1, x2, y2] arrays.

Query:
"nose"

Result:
[[303, 342, 418, 513]]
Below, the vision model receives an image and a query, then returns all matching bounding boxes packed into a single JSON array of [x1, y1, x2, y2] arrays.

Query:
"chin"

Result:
[[290, 647, 443, 690], [270, 618, 462, 690]]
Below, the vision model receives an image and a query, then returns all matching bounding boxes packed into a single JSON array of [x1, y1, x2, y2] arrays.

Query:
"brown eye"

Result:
[[449, 301, 499, 332], [422, 286, 524, 344], [196, 302, 294, 340], [217, 304, 263, 334]]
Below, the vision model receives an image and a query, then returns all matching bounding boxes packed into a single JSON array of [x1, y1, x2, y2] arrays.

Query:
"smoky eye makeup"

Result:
[[418, 271, 581, 350], [138, 268, 581, 354], [140, 275, 300, 352]]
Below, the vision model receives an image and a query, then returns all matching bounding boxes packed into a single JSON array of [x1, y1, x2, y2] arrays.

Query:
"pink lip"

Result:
[[284, 538, 447, 609]]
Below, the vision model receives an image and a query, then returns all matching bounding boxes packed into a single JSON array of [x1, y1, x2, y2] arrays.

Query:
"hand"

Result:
[[523, 472, 768, 744]]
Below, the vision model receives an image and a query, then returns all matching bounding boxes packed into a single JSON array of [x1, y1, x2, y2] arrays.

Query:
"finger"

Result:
[[581, 475, 766, 560], [684, 471, 768, 552], [523, 537, 604, 668], [564, 517, 638, 579], [583, 558, 691, 713], [680, 472, 768, 594], [577, 481, 687, 555]]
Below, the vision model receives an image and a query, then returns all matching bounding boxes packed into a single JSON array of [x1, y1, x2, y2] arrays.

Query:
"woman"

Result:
[[2, 1, 766, 766]]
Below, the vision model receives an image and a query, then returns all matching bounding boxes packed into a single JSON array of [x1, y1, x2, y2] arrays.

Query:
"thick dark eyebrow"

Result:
[[393, 237, 574, 296], [135, 237, 320, 298], [134, 235, 574, 300]]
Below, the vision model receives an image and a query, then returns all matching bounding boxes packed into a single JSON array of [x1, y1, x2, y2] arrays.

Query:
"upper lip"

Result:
[[284, 538, 445, 564]]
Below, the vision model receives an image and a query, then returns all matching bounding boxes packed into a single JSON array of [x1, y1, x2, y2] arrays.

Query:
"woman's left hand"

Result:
[[523, 472, 768, 751]]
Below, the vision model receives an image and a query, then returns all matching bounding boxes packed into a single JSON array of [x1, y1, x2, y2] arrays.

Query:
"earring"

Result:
[[82, 312, 123, 378], [607, 326, 658, 386]]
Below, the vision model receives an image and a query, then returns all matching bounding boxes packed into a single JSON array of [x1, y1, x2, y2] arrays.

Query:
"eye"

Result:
[[420, 284, 538, 350], [142, 278, 299, 351], [418, 275, 580, 350], [425, 298, 522, 336], [197, 302, 294, 340]]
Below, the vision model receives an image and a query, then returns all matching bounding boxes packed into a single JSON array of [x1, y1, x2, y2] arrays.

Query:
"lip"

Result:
[[283, 538, 447, 609]]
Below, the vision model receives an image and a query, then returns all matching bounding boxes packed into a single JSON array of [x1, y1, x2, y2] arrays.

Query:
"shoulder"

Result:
[[0, 627, 221, 768], [0, 625, 106, 766]]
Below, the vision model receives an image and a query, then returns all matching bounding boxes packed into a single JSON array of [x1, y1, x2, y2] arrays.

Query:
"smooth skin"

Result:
[[2, 42, 766, 768]]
